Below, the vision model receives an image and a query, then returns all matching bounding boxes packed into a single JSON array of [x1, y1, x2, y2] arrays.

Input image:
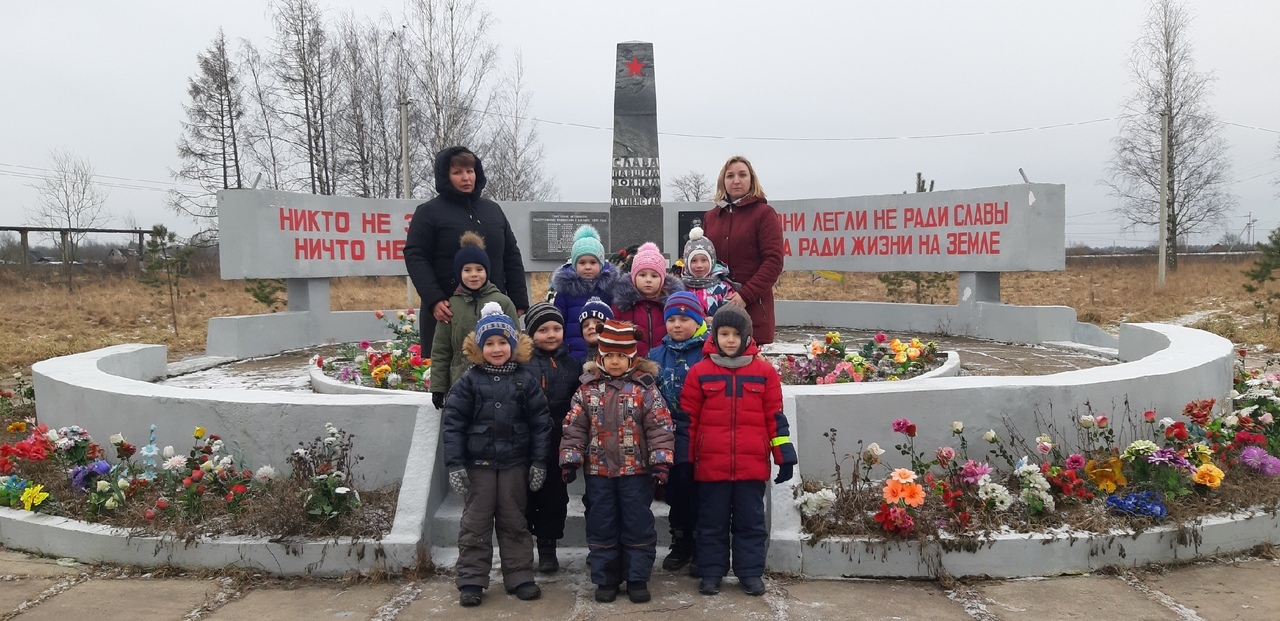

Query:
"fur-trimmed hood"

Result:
[[551, 262, 618, 298], [463, 332, 534, 365], [611, 273, 685, 312]]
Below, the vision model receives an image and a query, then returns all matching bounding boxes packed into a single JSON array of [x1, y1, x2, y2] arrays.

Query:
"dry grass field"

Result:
[[0, 254, 1272, 376]]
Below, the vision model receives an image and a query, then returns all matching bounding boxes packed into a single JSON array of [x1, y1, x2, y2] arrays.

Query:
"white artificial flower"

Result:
[[387, 373, 402, 386], [294, 448, 307, 457], [200, 460, 214, 472], [1237, 405, 1259, 417], [1158, 417, 1175, 428], [117, 479, 130, 491], [212, 439, 224, 452], [866, 442, 885, 457], [163, 446, 175, 459], [333, 471, 346, 481], [255, 465, 276, 482], [335, 487, 351, 495], [109, 434, 125, 445], [46, 429, 60, 443], [794, 488, 837, 518], [162, 455, 187, 471], [96, 480, 111, 492], [218, 456, 233, 467], [1262, 413, 1275, 425], [1224, 415, 1240, 428], [1078, 415, 1094, 429], [982, 430, 998, 443], [104, 498, 119, 510], [401, 325, 413, 334], [354, 355, 366, 365], [324, 437, 337, 446], [950, 421, 964, 434]]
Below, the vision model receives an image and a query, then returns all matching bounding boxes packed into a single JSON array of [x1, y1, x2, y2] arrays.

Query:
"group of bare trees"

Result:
[[171, 0, 557, 241]]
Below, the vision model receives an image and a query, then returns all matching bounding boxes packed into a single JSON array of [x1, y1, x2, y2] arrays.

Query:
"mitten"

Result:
[[431, 392, 445, 410], [449, 467, 470, 496], [773, 463, 794, 484], [529, 463, 547, 492], [561, 465, 578, 484], [652, 464, 670, 486]]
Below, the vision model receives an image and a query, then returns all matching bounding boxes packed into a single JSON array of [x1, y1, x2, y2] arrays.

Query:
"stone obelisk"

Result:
[[609, 41, 662, 254]]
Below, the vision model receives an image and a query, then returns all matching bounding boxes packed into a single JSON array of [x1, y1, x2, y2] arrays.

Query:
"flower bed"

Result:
[[317, 310, 432, 391], [794, 352, 1280, 547], [774, 331, 942, 384]]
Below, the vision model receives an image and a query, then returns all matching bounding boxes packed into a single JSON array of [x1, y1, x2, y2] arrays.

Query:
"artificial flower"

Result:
[[1078, 415, 1094, 429], [1192, 463, 1224, 488], [193, 427, 206, 439], [20, 483, 48, 510], [1095, 415, 1109, 429], [1085, 457, 1127, 493], [6, 421, 26, 434], [255, 465, 276, 482], [959, 460, 993, 484], [950, 421, 964, 434], [982, 430, 998, 443], [889, 468, 917, 484], [1143, 410, 1156, 423], [935, 446, 956, 464], [1064, 454, 1086, 470]]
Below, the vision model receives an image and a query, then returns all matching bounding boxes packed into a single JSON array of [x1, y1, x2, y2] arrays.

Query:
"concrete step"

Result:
[[431, 489, 672, 548]]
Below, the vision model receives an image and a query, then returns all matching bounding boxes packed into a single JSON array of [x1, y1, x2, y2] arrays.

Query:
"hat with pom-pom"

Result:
[[570, 225, 605, 266], [475, 301, 518, 348], [597, 319, 639, 359], [664, 290, 706, 325], [453, 231, 490, 288], [578, 296, 614, 325], [630, 242, 667, 287], [682, 226, 717, 269]]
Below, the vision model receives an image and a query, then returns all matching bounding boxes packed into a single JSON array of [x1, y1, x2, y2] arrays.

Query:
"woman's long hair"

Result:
[[713, 155, 767, 202]]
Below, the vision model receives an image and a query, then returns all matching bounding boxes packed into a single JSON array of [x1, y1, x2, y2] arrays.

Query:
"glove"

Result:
[[529, 463, 547, 492], [652, 464, 670, 486], [431, 392, 445, 410], [449, 467, 470, 496], [774, 463, 794, 484], [561, 465, 578, 484]]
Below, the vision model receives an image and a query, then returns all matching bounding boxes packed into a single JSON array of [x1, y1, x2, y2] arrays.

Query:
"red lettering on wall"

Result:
[[377, 239, 406, 260], [361, 212, 391, 234]]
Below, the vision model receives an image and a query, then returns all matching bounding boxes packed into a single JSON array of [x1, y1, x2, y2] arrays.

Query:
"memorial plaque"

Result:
[[678, 210, 706, 251], [530, 211, 611, 261], [609, 41, 664, 253]]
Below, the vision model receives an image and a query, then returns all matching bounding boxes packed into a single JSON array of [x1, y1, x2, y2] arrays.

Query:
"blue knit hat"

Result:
[[570, 225, 605, 266], [664, 291, 705, 325], [475, 301, 518, 349], [578, 296, 614, 325], [453, 231, 490, 288]]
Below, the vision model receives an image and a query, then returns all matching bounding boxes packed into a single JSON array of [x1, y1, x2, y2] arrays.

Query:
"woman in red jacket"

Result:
[[700, 156, 784, 344]]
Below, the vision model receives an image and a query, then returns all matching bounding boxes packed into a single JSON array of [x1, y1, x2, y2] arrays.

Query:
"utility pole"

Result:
[[1157, 111, 1169, 287], [401, 95, 414, 308]]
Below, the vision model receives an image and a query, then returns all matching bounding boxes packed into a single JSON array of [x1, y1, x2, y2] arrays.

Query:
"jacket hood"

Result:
[[455, 281, 501, 300], [464, 332, 534, 365], [585, 357, 659, 384], [551, 262, 617, 298], [433, 146, 487, 201], [611, 273, 685, 311], [713, 195, 766, 211]]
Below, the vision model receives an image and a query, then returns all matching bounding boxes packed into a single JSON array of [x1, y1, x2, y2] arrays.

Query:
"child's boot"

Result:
[[661, 530, 693, 571], [459, 585, 483, 607], [740, 576, 766, 596], [537, 538, 559, 573], [627, 581, 651, 603]]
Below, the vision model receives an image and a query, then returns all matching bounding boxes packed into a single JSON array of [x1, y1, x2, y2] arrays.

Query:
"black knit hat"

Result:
[[453, 231, 491, 289], [711, 303, 753, 356], [524, 302, 563, 336]]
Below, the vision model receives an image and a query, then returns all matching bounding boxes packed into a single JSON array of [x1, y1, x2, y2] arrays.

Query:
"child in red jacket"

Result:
[[681, 303, 797, 597]]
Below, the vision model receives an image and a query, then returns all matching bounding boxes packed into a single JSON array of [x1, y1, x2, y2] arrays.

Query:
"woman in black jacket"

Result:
[[404, 146, 530, 348]]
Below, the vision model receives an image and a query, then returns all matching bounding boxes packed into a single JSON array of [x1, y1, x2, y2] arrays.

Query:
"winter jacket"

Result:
[[560, 359, 676, 477], [442, 334, 552, 471], [551, 263, 619, 362], [702, 196, 784, 344], [682, 339, 797, 482], [404, 146, 530, 326], [681, 262, 738, 319], [609, 276, 685, 358], [648, 330, 707, 465], [429, 283, 518, 393], [523, 344, 583, 464]]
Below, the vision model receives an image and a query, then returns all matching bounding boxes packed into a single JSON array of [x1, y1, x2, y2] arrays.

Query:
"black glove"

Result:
[[431, 392, 445, 410], [652, 464, 670, 486], [774, 463, 794, 484], [562, 465, 578, 484]]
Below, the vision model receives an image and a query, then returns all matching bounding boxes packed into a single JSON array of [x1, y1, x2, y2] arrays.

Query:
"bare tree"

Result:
[[405, 0, 498, 188], [330, 14, 402, 198], [669, 171, 713, 202], [1105, 0, 1234, 271], [27, 148, 110, 261], [239, 40, 287, 191], [484, 52, 557, 201], [271, 0, 337, 195], [170, 28, 247, 243]]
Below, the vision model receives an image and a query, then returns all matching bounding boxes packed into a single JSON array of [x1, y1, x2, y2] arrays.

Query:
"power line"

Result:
[[0, 168, 202, 194]]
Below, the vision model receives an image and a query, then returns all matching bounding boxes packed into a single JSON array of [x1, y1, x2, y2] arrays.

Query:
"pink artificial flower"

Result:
[[409, 344, 422, 354], [1096, 415, 1110, 429], [1065, 454, 1086, 470], [1036, 441, 1053, 455], [891, 418, 913, 434], [935, 446, 956, 464], [1262, 412, 1275, 425], [1143, 410, 1156, 423], [359, 340, 371, 350], [374, 310, 385, 319], [959, 460, 993, 484], [874, 333, 888, 344]]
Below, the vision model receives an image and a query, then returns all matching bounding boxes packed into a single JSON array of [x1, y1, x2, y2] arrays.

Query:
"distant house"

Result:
[[27, 250, 51, 264], [105, 248, 136, 266]]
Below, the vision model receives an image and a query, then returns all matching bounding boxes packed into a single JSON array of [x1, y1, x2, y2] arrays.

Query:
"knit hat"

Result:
[[597, 320, 639, 359], [663, 290, 706, 325], [453, 231, 490, 288], [524, 302, 563, 335], [630, 242, 667, 287], [682, 226, 717, 269], [570, 225, 605, 266], [711, 303, 753, 356], [475, 301, 518, 349], [578, 296, 614, 325]]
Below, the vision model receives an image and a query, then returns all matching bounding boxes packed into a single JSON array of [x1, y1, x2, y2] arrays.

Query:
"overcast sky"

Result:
[[2, 1, 1277, 248]]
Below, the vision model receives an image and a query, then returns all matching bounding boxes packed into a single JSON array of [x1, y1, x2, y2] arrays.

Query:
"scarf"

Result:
[[481, 361, 519, 375], [709, 353, 752, 369]]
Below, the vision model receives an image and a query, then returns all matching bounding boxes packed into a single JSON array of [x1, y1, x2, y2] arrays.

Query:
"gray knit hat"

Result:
[[682, 226, 717, 268], [710, 303, 752, 356], [524, 302, 563, 335]]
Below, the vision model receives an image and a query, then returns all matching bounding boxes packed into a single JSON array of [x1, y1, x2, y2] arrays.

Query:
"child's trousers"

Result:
[[695, 480, 767, 579], [584, 474, 656, 585], [455, 466, 535, 591]]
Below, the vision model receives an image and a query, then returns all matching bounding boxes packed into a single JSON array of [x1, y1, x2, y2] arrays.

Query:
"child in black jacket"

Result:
[[521, 302, 583, 573]]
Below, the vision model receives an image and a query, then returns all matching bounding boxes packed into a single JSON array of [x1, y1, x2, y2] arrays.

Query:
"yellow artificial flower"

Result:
[[910, 338, 924, 349], [21, 484, 49, 511], [193, 427, 206, 439], [894, 352, 908, 364], [906, 347, 921, 361], [889, 338, 905, 353], [825, 331, 841, 345], [6, 421, 26, 434], [371, 365, 392, 383], [1193, 463, 1224, 489], [1085, 457, 1127, 493]]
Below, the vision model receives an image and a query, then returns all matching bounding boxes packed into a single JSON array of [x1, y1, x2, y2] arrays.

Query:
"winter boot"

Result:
[[513, 581, 542, 601], [537, 538, 559, 573], [698, 576, 721, 595], [740, 576, 766, 596], [661, 530, 694, 571], [628, 581, 651, 603], [459, 585, 483, 607], [594, 584, 619, 603]]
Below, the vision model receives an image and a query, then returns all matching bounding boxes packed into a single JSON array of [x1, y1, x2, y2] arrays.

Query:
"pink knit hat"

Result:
[[630, 242, 667, 287]]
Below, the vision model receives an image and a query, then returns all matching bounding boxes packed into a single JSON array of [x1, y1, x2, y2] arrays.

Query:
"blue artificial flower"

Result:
[[1106, 491, 1166, 522]]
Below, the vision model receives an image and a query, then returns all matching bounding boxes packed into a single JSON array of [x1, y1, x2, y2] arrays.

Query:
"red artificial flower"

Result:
[[0, 456, 12, 474], [905, 424, 917, 437], [1184, 399, 1215, 427], [316, 356, 325, 368], [192, 469, 204, 481], [231, 484, 248, 495], [116, 442, 136, 459], [144, 509, 157, 520], [374, 310, 385, 319], [155, 498, 169, 510], [1165, 422, 1189, 442], [410, 355, 424, 367], [86, 444, 103, 459], [225, 493, 235, 503], [0, 390, 12, 398], [196, 484, 206, 494]]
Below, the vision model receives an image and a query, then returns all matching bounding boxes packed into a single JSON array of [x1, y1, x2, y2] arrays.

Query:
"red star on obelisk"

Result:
[[625, 56, 644, 77]]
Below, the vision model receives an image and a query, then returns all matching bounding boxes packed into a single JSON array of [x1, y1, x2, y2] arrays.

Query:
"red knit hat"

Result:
[[597, 320, 639, 359]]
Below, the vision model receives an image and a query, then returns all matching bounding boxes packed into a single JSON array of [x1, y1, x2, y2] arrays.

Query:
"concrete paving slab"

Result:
[[1142, 560, 1280, 621], [0, 550, 85, 578], [0, 578, 56, 614], [399, 574, 777, 620], [780, 579, 970, 620], [17, 578, 216, 621], [205, 583, 399, 620], [977, 575, 1180, 620]]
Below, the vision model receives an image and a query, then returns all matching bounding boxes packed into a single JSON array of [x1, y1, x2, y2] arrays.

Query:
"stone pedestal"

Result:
[[609, 41, 663, 254]]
